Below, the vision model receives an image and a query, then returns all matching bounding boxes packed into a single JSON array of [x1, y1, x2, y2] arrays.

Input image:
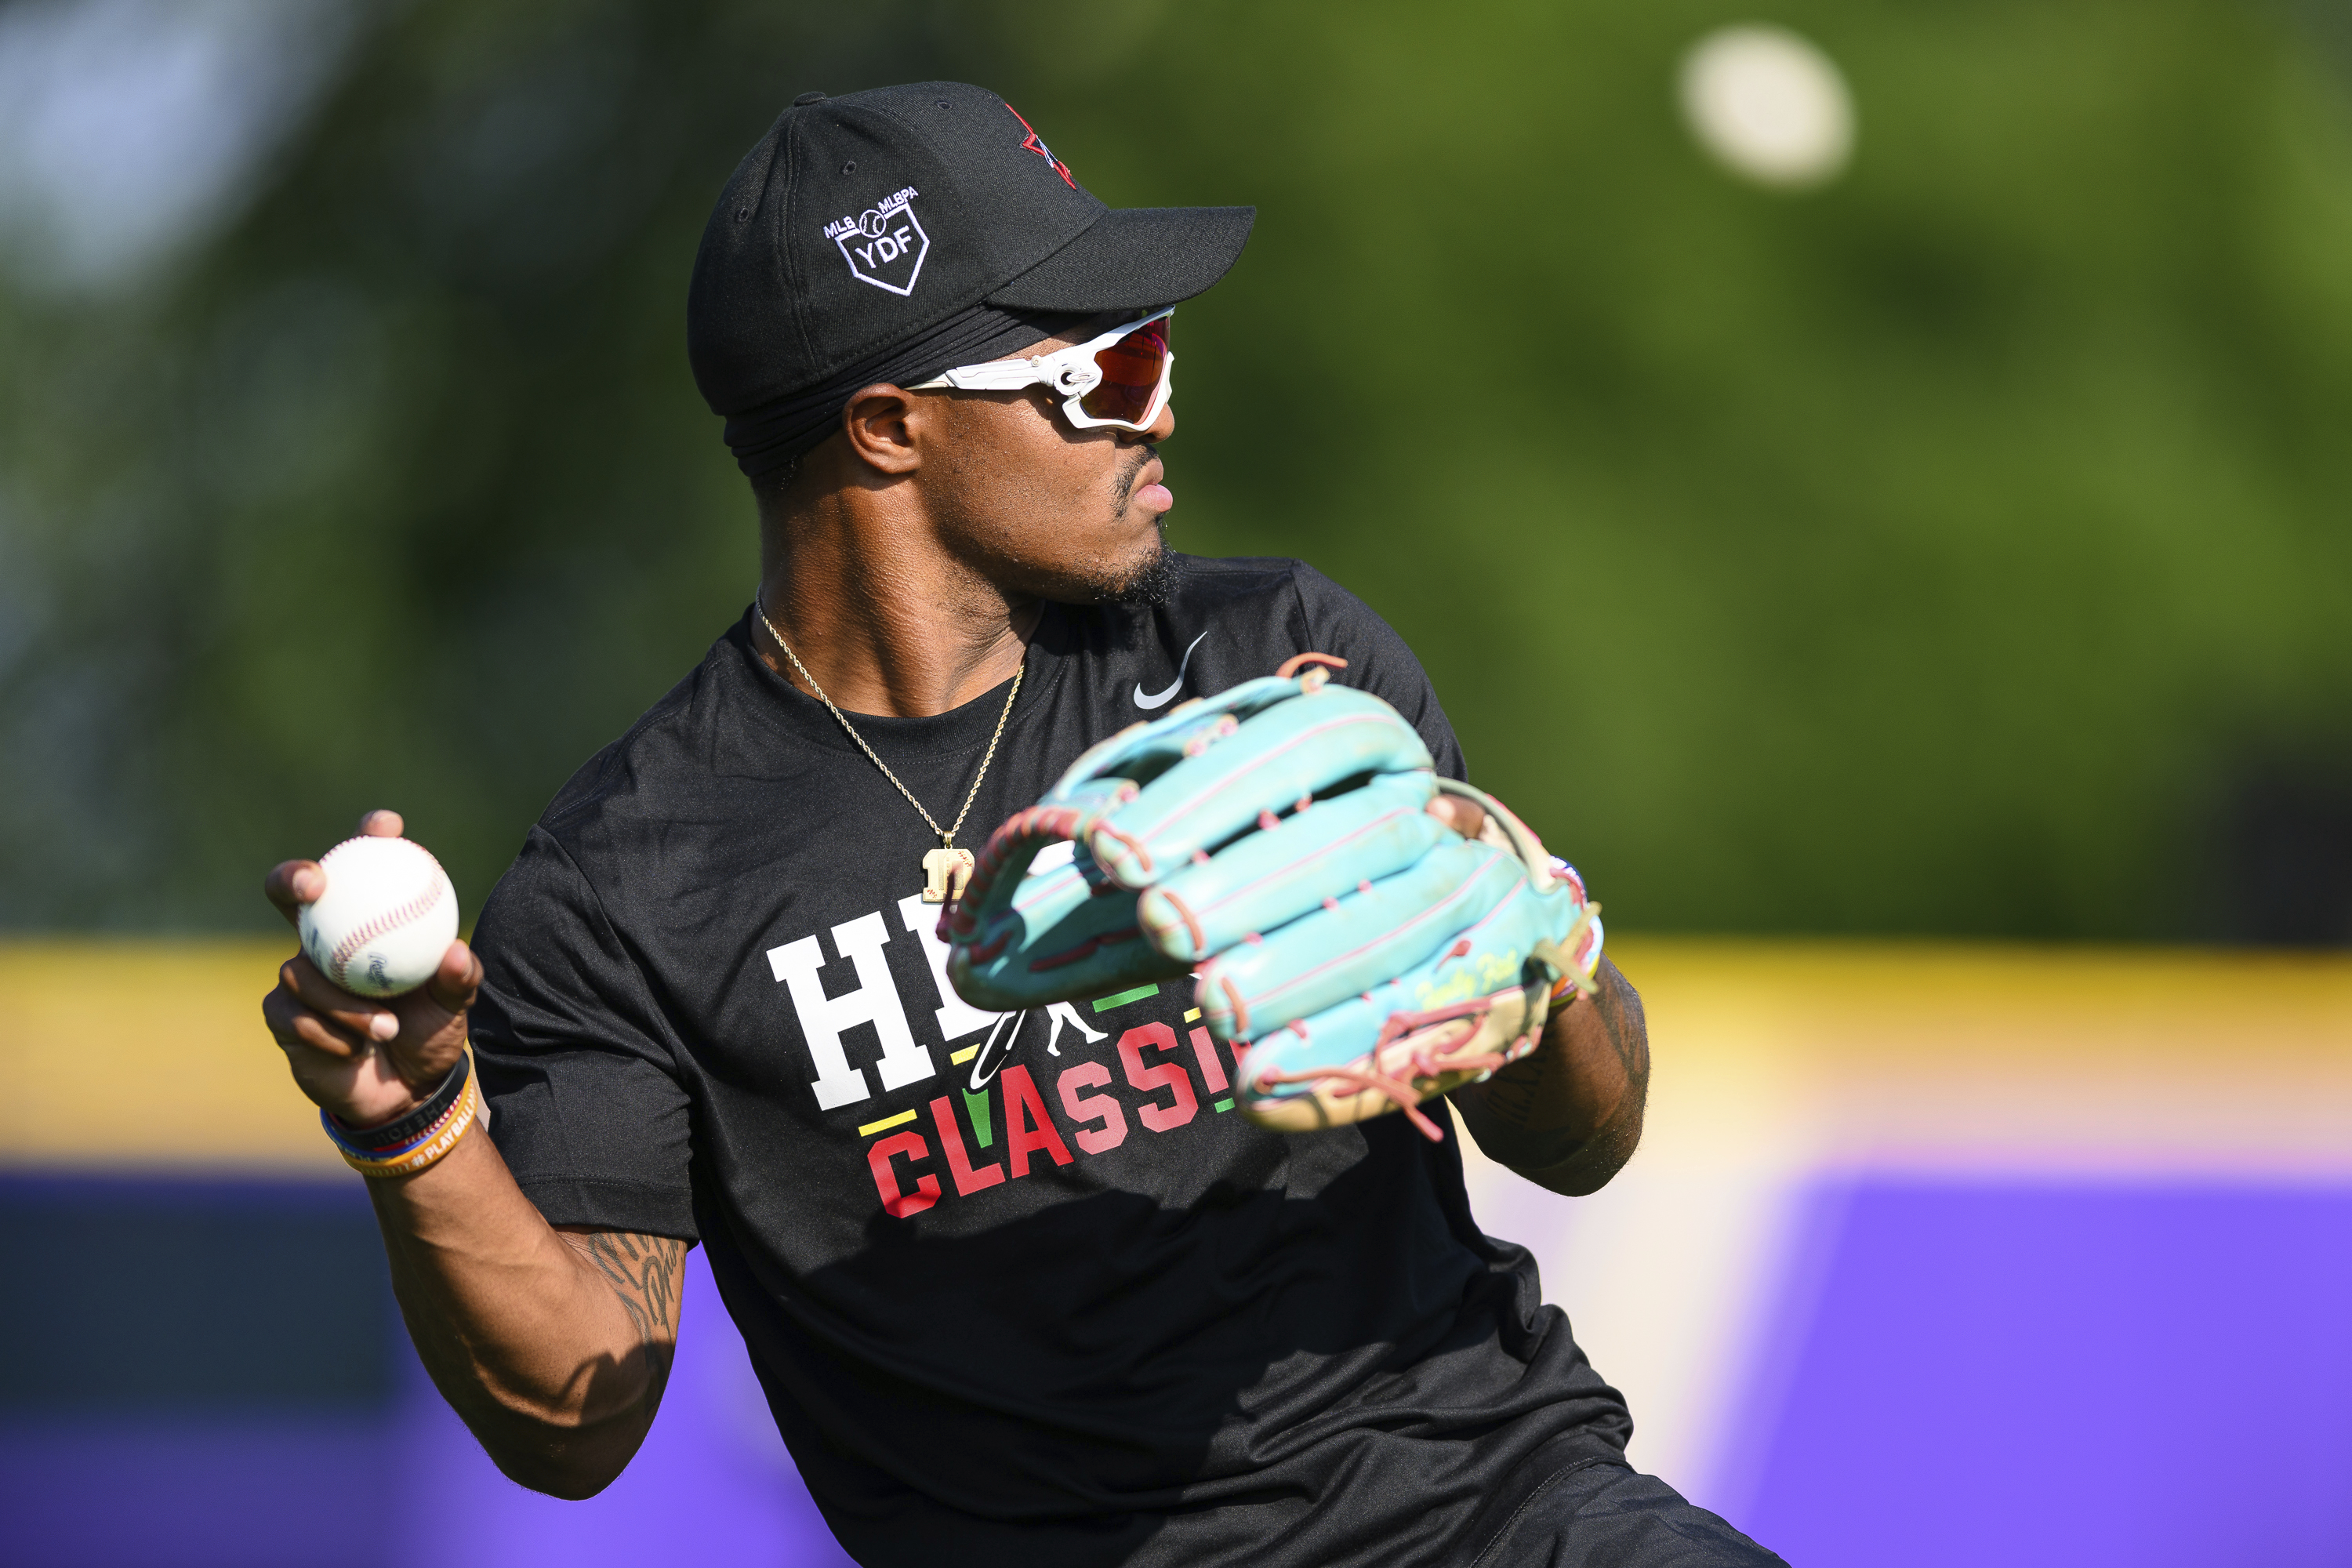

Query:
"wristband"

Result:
[[325, 1049, 470, 1154], [323, 1049, 481, 1178], [331, 1069, 480, 1179]]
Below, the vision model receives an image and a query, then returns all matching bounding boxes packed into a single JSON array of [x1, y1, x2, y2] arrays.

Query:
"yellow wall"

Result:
[[6, 934, 2347, 1488], [5, 936, 2347, 1176], [0, 939, 341, 1173]]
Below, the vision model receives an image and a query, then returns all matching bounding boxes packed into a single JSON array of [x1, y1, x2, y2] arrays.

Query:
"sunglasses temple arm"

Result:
[[922, 361, 1050, 392]]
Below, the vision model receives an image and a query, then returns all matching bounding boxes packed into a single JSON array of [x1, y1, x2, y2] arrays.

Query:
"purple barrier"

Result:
[[406, 1245, 854, 1568], [0, 1175, 849, 1568], [12, 1174, 2352, 1566], [1721, 1180, 2352, 1567]]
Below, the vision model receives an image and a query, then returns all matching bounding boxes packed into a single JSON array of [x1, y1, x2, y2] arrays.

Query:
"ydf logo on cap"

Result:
[[822, 187, 930, 297]]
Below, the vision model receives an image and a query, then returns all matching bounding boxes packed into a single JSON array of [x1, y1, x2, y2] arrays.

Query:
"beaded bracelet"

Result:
[[322, 1048, 481, 1178]]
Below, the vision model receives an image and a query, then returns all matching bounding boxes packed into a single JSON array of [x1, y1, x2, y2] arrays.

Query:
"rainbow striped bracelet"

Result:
[[321, 1049, 481, 1179]]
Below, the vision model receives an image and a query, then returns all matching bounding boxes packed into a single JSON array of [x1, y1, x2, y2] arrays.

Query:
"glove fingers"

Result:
[[1089, 688, 1435, 887], [1047, 675, 1301, 800], [946, 809, 1191, 1011], [948, 769, 1160, 951], [1229, 889, 1595, 1134], [1137, 774, 1441, 964], [1233, 950, 1527, 1099], [948, 873, 1189, 1010], [1232, 972, 1548, 1135], [954, 927, 1191, 1011], [945, 666, 1602, 1117], [1195, 839, 1532, 1040]]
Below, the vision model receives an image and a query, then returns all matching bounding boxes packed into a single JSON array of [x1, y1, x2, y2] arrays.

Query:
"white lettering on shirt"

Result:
[[768, 911, 935, 1110], [895, 893, 1002, 1044]]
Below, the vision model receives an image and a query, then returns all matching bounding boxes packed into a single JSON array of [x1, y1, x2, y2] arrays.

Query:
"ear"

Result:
[[840, 383, 926, 477]]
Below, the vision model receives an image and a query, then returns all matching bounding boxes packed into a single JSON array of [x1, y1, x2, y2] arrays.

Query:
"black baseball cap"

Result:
[[688, 81, 1254, 460]]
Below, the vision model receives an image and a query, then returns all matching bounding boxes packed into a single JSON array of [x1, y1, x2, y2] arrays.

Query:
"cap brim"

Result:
[[986, 205, 1255, 314]]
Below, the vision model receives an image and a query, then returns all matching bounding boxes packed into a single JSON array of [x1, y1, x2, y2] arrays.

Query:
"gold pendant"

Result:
[[921, 845, 977, 904]]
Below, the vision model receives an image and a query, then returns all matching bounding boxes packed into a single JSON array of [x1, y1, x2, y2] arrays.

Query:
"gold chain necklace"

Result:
[[756, 593, 1022, 903]]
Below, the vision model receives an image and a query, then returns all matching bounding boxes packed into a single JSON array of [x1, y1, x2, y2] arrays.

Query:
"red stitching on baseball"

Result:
[[325, 846, 447, 984]]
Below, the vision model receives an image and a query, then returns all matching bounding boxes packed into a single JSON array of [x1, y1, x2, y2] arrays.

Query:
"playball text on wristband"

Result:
[[321, 1049, 485, 1179]]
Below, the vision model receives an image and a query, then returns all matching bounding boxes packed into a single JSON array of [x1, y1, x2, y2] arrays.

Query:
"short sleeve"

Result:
[[469, 827, 699, 1241], [1287, 562, 1468, 782]]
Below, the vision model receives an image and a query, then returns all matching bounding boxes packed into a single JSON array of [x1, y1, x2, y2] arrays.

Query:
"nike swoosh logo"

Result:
[[1133, 630, 1210, 710]]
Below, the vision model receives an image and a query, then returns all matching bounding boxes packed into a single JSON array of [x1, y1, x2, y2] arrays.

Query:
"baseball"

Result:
[[297, 835, 460, 997], [1679, 25, 1854, 190]]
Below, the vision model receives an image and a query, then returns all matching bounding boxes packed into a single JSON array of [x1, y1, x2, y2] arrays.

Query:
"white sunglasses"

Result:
[[910, 307, 1174, 431]]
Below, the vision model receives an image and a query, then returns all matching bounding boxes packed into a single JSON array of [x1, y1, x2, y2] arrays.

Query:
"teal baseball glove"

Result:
[[939, 656, 1603, 1138]]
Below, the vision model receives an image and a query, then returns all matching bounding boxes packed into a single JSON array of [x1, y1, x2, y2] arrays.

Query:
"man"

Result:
[[262, 82, 1780, 1566]]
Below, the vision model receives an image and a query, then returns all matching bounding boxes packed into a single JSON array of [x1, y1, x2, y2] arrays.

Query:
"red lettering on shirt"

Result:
[[1056, 1060, 1130, 1154], [928, 1094, 1006, 1196], [868, 1130, 939, 1218], [1118, 1022, 1198, 1133], [1002, 1065, 1074, 1177], [1188, 1025, 1230, 1094]]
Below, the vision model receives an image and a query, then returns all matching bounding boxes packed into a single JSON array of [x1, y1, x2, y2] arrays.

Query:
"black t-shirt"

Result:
[[469, 555, 1633, 1568]]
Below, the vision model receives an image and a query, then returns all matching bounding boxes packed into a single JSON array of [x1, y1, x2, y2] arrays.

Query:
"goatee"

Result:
[[1098, 532, 1181, 607]]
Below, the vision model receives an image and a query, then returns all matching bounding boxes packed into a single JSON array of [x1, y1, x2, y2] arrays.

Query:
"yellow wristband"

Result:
[[339, 1069, 481, 1179]]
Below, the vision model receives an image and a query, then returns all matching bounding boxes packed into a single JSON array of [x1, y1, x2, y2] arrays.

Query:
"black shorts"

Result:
[[1467, 1461, 1785, 1567]]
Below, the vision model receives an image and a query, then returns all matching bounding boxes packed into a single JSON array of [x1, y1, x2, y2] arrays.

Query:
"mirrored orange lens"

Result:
[[1079, 318, 1171, 426]]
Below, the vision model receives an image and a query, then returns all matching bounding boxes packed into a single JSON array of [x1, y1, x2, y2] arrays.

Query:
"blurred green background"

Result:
[[3, 0, 2349, 941]]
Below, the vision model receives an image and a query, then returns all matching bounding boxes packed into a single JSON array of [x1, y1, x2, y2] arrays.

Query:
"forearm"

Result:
[[261, 816, 679, 1495], [366, 1127, 675, 1497], [1451, 956, 1650, 1196]]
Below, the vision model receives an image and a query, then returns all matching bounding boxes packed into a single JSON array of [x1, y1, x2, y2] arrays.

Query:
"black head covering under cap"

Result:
[[686, 81, 1250, 474]]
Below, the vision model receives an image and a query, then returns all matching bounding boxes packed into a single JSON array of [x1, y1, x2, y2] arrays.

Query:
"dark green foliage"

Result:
[[5, 0, 2350, 938]]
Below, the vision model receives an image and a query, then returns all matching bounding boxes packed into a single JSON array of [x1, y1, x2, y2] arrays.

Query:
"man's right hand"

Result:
[[260, 810, 677, 1498], [262, 808, 480, 1128]]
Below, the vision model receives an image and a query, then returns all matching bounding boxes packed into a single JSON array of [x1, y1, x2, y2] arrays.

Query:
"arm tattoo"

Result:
[[1475, 1045, 1546, 1130], [563, 1230, 685, 1396], [1590, 968, 1650, 1091]]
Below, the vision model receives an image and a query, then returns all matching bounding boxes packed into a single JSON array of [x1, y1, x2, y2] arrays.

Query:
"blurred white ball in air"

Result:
[[1679, 25, 1854, 189]]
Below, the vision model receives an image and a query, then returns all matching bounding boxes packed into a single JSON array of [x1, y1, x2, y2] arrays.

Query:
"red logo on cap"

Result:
[[1007, 103, 1076, 189]]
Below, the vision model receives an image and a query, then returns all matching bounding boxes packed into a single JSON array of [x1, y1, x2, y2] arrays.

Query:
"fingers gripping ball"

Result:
[[939, 659, 1604, 1138], [297, 836, 460, 997]]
